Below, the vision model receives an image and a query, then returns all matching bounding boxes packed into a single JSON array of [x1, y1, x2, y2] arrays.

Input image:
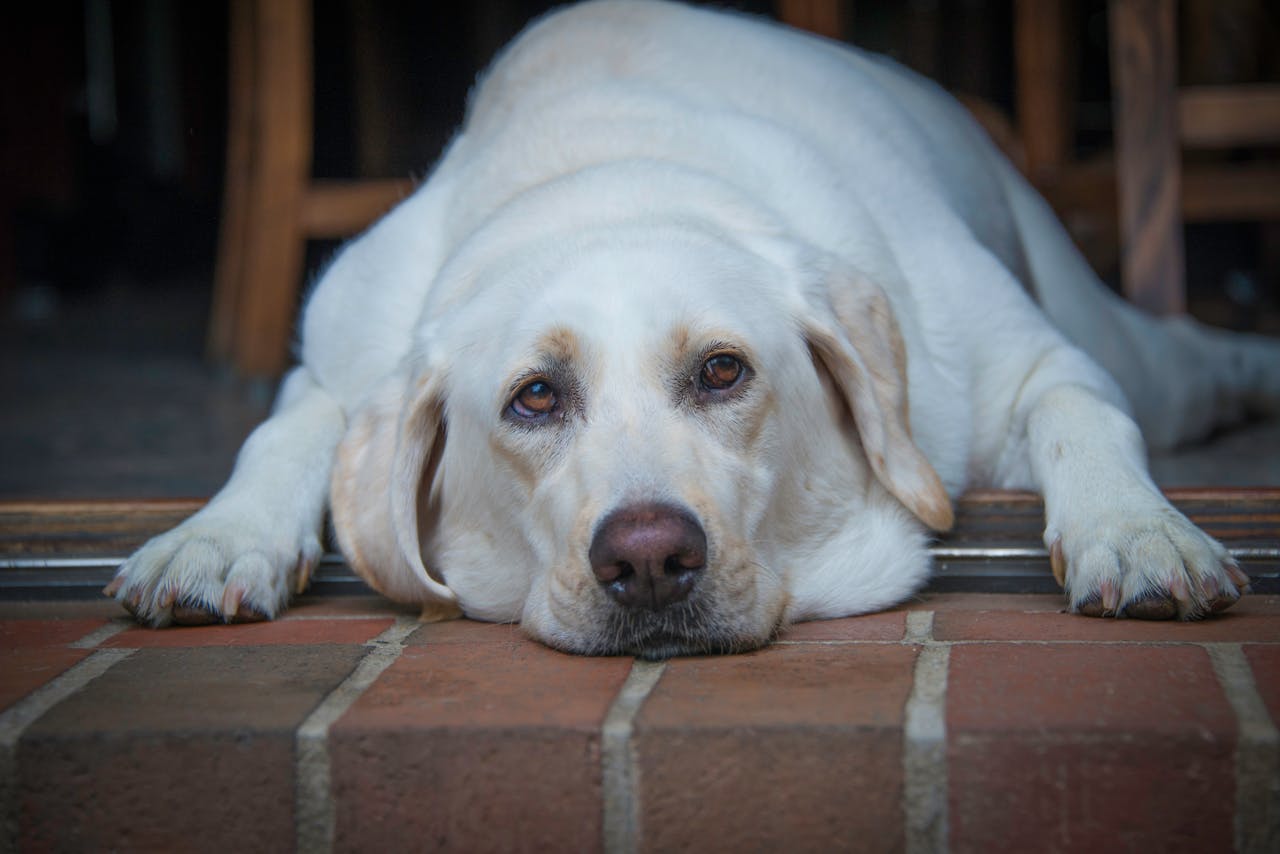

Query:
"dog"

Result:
[[108, 0, 1278, 657]]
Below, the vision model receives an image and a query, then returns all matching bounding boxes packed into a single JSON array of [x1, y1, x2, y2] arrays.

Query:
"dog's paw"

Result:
[[1047, 499, 1250, 620], [105, 509, 321, 627]]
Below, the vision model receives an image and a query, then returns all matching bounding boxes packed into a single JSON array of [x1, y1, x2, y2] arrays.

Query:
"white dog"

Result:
[[109, 0, 1277, 657]]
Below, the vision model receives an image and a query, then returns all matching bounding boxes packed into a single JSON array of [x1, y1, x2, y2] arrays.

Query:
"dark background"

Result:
[[2, 0, 1278, 498]]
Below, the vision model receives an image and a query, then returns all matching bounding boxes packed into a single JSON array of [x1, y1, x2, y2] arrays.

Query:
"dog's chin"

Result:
[[540, 598, 780, 659]]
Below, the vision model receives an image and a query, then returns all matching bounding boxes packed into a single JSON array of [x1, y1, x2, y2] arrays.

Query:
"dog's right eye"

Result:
[[509, 380, 558, 420], [701, 354, 744, 391]]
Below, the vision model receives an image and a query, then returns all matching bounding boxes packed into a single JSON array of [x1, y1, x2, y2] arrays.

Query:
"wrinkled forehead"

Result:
[[463, 229, 794, 367]]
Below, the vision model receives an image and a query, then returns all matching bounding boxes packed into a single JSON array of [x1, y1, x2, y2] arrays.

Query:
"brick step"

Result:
[[2, 595, 1278, 851], [1, 493, 1278, 851]]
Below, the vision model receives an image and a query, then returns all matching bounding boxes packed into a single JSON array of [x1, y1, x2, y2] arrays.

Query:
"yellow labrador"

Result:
[[109, 0, 1276, 657]]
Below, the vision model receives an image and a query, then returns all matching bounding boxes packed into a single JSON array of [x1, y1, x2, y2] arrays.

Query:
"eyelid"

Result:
[[503, 364, 576, 424], [505, 368, 553, 404], [508, 373, 547, 398], [699, 344, 752, 373], [688, 343, 754, 404]]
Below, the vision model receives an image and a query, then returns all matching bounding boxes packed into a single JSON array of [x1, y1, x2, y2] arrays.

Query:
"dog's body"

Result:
[[112, 1, 1277, 655]]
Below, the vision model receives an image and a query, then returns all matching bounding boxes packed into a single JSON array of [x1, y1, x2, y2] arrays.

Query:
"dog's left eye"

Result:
[[700, 354, 745, 392], [509, 379, 558, 420]]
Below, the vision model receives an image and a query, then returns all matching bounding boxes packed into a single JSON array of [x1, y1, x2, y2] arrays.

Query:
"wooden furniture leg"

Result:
[[210, 0, 414, 378], [208, 0, 255, 366], [1109, 0, 1186, 315], [776, 0, 847, 40], [1015, 0, 1074, 187], [209, 0, 313, 377]]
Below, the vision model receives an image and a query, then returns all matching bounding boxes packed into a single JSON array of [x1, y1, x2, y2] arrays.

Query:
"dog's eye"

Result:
[[700, 354, 744, 391], [510, 380, 558, 419]]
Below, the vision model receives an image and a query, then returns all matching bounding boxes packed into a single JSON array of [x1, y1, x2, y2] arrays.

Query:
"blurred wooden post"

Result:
[[210, 0, 412, 378], [777, 0, 847, 40], [1109, 0, 1185, 315], [1015, 0, 1073, 186], [236, 0, 312, 375], [207, 0, 256, 366], [209, 0, 312, 376]]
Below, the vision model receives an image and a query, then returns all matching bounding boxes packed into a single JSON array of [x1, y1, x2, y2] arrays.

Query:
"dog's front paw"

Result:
[[1047, 500, 1250, 620], [106, 508, 321, 627]]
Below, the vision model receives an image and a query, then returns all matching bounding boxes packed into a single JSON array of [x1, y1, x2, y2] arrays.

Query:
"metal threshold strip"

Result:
[[1, 490, 1277, 597], [1, 545, 1277, 598]]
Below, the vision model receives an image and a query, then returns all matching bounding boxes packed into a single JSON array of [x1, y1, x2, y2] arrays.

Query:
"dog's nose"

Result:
[[589, 504, 707, 610]]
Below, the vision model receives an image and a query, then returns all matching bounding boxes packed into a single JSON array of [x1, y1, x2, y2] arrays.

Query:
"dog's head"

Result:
[[330, 202, 952, 657]]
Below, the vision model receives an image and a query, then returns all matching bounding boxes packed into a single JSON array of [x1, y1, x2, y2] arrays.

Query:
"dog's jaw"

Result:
[[518, 558, 789, 658]]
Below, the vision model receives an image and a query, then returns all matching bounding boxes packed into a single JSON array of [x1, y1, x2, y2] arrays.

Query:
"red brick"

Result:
[[634, 644, 917, 852], [1244, 645, 1280, 726], [0, 648, 90, 712], [935, 594, 1280, 642], [0, 620, 110, 711], [405, 617, 526, 646], [0, 600, 122, 620], [779, 610, 907, 641], [104, 616, 394, 647], [948, 644, 1236, 852], [330, 639, 631, 852], [0, 618, 110, 647], [283, 595, 415, 619], [18, 644, 368, 853], [910, 592, 1066, 612]]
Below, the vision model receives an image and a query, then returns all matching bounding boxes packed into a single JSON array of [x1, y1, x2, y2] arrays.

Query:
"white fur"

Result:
[[111, 1, 1275, 649]]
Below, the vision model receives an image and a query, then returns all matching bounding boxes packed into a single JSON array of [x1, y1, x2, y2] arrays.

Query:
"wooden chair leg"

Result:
[[1110, 0, 1186, 315], [776, 0, 847, 40], [208, 0, 254, 365], [233, 0, 313, 377], [209, 0, 313, 378], [1015, 0, 1074, 186]]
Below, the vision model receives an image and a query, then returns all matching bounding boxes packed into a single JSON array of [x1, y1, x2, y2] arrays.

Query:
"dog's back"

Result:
[[472, 0, 1280, 450]]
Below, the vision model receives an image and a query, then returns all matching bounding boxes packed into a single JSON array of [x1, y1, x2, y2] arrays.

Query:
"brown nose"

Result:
[[589, 503, 707, 610]]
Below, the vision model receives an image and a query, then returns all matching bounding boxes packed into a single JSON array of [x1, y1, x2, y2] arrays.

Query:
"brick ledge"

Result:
[[2, 593, 1279, 851]]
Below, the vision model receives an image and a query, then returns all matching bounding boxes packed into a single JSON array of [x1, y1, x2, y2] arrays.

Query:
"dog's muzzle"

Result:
[[589, 503, 706, 611]]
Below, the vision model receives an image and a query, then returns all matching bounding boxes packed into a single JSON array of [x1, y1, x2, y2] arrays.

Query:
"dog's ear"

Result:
[[801, 266, 955, 532], [330, 369, 462, 620]]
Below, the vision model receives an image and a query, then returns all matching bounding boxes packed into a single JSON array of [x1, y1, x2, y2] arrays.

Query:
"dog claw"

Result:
[[1049, 536, 1066, 587], [1210, 593, 1240, 613], [1225, 561, 1251, 591], [219, 584, 268, 622], [220, 585, 245, 621], [295, 555, 316, 595], [1100, 580, 1120, 615], [158, 585, 179, 610], [1199, 576, 1219, 600], [103, 576, 125, 597], [1075, 578, 1121, 617]]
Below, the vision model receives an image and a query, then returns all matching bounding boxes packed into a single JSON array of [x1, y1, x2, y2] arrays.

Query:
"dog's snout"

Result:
[[589, 504, 707, 610]]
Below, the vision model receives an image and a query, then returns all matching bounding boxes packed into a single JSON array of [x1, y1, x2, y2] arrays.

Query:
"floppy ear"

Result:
[[801, 266, 955, 532], [330, 369, 462, 621]]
